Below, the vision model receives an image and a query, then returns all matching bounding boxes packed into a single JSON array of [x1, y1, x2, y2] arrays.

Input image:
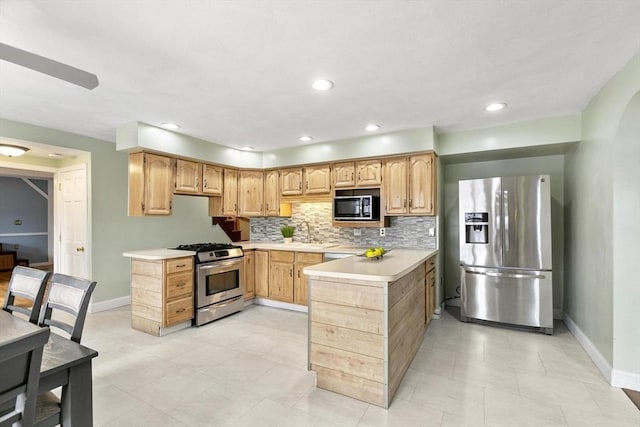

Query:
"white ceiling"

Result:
[[0, 0, 638, 152]]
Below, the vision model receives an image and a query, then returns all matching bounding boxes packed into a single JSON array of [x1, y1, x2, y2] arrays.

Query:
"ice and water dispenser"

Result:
[[464, 212, 489, 244]]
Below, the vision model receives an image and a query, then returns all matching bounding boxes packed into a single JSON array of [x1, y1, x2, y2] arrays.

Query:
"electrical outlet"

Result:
[[428, 227, 435, 237], [13, 244, 19, 250], [14, 219, 22, 226], [379, 228, 385, 237], [353, 229, 361, 236]]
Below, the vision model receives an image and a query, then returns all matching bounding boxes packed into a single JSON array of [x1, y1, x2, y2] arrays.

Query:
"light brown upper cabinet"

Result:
[[222, 168, 239, 216], [175, 159, 201, 194], [383, 153, 436, 215], [281, 168, 303, 195], [238, 170, 264, 217], [304, 164, 331, 194], [333, 162, 355, 188], [128, 152, 174, 216], [334, 160, 382, 188], [202, 164, 223, 195], [356, 160, 382, 186], [264, 169, 280, 216]]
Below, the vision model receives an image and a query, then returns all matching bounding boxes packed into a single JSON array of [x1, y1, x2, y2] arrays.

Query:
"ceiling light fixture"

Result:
[[160, 122, 180, 130], [312, 79, 334, 91], [48, 153, 64, 158], [240, 146, 254, 151], [0, 144, 29, 157], [298, 136, 313, 142], [485, 102, 507, 112], [365, 124, 380, 132]]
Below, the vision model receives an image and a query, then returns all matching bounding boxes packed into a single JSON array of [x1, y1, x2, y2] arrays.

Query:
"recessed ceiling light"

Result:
[[485, 102, 507, 112], [48, 153, 64, 158], [160, 122, 180, 130], [240, 146, 254, 151], [365, 124, 380, 132], [298, 136, 313, 142], [311, 79, 334, 91]]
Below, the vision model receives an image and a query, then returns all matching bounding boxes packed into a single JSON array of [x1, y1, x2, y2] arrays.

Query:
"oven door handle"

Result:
[[198, 259, 243, 270]]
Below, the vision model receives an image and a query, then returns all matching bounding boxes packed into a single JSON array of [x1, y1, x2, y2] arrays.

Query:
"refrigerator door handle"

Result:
[[466, 269, 546, 280], [503, 189, 509, 253]]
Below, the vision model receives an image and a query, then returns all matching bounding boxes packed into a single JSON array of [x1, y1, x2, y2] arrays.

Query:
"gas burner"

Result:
[[174, 242, 240, 253], [173, 242, 244, 263]]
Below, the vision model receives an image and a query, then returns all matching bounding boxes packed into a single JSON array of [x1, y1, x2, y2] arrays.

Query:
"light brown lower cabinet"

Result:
[[244, 250, 255, 299], [294, 252, 323, 305], [269, 251, 295, 302], [254, 250, 269, 297], [425, 255, 436, 325], [308, 262, 425, 408], [131, 256, 194, 336]]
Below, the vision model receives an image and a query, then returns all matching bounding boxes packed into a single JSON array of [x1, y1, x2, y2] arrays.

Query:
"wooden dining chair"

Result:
[[38, 273, 97, 344], [31, 273, 97, 427], [0, 326, 50, 427], [2, 266, 51, 324]]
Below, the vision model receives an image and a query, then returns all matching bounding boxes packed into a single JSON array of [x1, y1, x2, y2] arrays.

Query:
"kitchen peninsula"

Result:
[[304, 249, 437, 408]]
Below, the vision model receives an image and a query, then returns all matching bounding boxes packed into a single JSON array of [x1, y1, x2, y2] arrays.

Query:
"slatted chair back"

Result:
[[38, 273, 97, 344], [0, 327, 50, 427], [2, 266, 51, 324]]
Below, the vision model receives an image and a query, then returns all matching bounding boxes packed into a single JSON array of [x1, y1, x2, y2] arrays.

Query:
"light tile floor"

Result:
[[82, 305, 640, 426]]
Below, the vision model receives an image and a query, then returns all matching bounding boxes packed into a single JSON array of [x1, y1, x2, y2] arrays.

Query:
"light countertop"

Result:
[[122, 248, 195, 260], [303, 248, 438, 282]]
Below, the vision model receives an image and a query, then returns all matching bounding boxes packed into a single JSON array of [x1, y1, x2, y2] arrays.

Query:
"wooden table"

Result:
[[0, 311, 99, 426]]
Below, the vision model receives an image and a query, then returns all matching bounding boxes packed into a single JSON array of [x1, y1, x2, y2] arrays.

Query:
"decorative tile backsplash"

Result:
[[249, 202, 436, 249]]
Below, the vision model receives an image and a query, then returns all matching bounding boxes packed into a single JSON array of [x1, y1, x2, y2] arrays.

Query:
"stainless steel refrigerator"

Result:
[[458, 175, 553, 334]]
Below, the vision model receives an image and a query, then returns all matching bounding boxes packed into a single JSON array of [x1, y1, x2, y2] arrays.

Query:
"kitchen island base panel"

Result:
[[314, 365, 386, 407], [308, 262, 426, 408]]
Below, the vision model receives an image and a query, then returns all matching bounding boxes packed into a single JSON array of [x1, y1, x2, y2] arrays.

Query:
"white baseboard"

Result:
[[89, 296, 131, 313], [612, 369, 640, 392], [254, 297, 308, 313], [563, 313, 612, 384]]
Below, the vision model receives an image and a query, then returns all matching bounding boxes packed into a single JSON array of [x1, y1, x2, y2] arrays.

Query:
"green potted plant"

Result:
[[280, 225, 295, 244]]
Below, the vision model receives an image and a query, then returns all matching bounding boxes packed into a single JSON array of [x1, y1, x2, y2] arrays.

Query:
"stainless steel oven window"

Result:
[[206, 269, 239, 295]]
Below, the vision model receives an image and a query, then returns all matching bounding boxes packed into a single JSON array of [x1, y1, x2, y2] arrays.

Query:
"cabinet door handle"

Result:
[[358, 172, 361, 181], [204, 179, 207, 187], [176, 264, 186, 268], [351, 172, 354, 181], [409, 199, 412, 208], [306, 181, 308, 190], [176, 282, 185, 288], [403, 199, 407, 208], [176, 308, 186, 313], [297, 269, 300, 278], [289, 269, 293, 277]]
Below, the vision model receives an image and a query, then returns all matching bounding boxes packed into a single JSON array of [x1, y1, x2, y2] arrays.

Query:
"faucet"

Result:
[[299, 220, 311, 243]]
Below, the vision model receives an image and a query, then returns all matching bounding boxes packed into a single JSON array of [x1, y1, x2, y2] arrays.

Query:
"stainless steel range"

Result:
[[174, 243, 244, 326]]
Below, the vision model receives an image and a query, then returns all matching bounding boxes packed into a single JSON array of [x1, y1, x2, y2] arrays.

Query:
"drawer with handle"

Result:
[[166, 272, 193, 300], [165, 296, 193, 326], [166, 257, 193, 274]]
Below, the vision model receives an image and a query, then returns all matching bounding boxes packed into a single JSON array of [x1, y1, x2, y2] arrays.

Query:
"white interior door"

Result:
[[55, 165, 88, 278]]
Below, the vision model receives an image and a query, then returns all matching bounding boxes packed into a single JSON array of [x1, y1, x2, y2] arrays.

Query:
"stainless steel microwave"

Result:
[[333, 195, 380, 221]]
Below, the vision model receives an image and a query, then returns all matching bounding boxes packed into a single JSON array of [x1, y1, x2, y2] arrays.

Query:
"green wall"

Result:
[[0, 119, 229, 304], [565, 53, 640, 378]]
